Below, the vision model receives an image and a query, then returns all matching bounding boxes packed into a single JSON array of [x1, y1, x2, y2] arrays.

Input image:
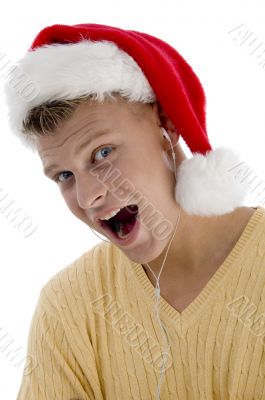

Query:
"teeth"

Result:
[[100, 208, 121, 221]]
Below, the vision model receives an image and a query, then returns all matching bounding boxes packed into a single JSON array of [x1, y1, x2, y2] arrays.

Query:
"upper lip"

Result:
[[93, 204, 138, 225], [93, 206, 125, 224]]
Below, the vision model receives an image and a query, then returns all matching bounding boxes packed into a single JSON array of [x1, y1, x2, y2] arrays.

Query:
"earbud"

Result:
[[161, 127, 172, 144], [160, 127, 177, 183]]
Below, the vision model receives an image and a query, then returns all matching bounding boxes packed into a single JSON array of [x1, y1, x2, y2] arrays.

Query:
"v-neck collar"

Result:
[[118, 206, 265, 332]]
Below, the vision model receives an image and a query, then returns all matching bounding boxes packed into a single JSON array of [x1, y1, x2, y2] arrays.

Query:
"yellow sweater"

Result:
[[18, 206, 265, 400]]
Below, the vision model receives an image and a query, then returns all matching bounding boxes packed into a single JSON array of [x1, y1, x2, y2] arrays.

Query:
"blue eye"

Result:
[[54, 171, 73, 183], [53, 146, 113, 183], [94, 146, 113, 162]]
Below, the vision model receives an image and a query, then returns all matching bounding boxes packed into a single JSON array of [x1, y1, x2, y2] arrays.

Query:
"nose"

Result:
[[75, 173, 107, 209]]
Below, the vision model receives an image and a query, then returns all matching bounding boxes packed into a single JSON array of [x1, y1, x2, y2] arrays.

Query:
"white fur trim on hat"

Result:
[[175, 147, 250, 216], [4, 40, 156, 151]]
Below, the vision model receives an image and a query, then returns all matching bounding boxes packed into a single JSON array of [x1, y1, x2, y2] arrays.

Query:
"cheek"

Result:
[[60, 189, 99, 228], [60, 191, 83, 220], [63, 194, 75, 211], [113, 153, 135, 180]]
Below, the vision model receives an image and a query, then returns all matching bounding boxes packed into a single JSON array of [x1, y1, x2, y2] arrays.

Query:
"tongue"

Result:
[[115, 220, 135, 238], [112, 205, 138, 239]]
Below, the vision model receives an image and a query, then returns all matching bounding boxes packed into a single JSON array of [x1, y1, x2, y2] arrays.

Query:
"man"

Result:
[[5, 23, 265, 399]]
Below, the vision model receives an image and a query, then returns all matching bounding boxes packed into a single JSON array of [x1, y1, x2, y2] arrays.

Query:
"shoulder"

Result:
[[234, 206, 265, 260], [246, 206, 265, 243]]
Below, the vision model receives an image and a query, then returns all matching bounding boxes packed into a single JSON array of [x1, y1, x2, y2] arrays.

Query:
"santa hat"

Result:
[[4, 23, 249, 216]]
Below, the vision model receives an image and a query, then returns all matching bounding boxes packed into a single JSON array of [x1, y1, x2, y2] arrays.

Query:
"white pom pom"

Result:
[[175, 147, 250, 216]]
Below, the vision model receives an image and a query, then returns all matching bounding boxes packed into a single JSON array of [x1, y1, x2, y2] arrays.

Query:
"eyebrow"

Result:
[[43, 129, 111, 177]]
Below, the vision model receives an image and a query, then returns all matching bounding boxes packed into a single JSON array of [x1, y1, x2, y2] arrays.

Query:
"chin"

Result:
[[119, 238, 166, 266]]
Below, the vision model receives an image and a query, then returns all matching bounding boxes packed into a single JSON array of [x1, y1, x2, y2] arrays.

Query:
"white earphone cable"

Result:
[[143, 126, 180, 399], [89, 127, 180, 399]]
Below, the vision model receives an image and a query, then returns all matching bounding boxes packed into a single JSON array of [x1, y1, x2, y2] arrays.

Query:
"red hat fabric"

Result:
[[4, 23, 249, 216], [28, 23, 210, 154]]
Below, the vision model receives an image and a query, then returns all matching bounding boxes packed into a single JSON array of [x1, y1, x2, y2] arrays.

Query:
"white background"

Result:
[[0, 0, 265, 398]]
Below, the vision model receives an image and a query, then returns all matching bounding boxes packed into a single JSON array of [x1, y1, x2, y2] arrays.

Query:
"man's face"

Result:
[[37, 97, 180, 263]]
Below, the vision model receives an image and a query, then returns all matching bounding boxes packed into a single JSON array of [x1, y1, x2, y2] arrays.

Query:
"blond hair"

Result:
[[22, 93, 151, 138]]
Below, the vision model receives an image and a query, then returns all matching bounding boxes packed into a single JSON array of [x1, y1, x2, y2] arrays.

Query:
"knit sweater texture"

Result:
[[17, 206, 265, 399]]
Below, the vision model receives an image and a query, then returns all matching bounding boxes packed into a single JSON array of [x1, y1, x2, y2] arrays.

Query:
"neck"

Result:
[[142, 206, 253, 280]]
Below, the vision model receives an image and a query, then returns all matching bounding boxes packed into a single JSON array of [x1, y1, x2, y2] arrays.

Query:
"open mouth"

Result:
[[99, 204, 139, 240]]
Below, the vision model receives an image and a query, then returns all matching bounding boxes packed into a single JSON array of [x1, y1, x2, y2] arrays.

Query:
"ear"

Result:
[[151, 101, 179, 139]]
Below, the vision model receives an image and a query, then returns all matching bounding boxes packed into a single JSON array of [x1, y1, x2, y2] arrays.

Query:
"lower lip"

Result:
[[101, 215, 141, 246]]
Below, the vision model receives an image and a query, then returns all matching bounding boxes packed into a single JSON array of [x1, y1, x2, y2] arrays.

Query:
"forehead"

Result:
[[60, 97, 149, 131], [36, 98, 151, 155]]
